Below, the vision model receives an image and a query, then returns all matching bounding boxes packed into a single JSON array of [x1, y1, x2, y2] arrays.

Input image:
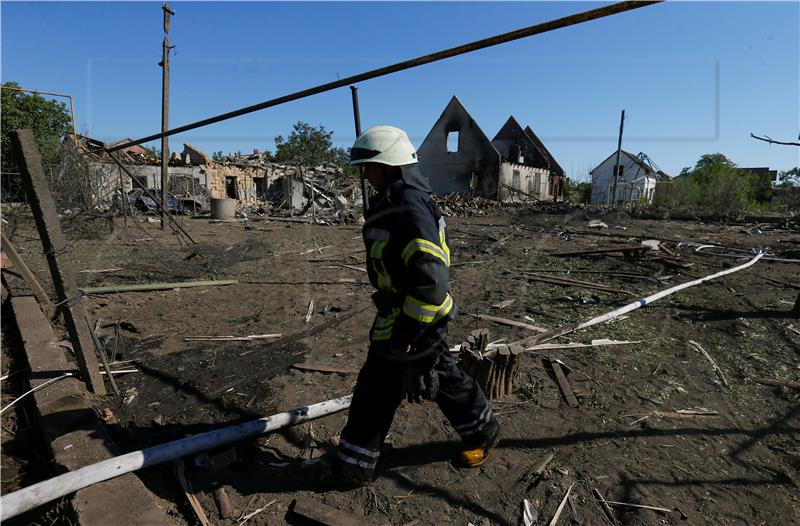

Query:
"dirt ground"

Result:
[[2, 203, 799, 526]]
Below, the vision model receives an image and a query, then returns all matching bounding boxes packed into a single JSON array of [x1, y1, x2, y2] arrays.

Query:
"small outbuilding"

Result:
[[589, 150, 670, 205]]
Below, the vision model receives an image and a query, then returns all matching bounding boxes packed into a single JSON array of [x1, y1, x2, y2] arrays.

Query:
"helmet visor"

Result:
[[349, 147, 382, 165]]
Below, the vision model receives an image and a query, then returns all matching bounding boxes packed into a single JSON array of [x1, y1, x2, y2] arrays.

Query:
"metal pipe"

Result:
[[350, 85, 370, 211], [108, 152, 196, 244], [0, 395, 352, 521], [106, 1, 662, 153], [1, 86, 78, 146]]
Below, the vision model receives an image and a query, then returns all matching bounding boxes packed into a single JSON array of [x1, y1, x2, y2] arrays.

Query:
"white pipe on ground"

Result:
[[0, 395, 352, 521], [512, 251, 765, 350], [573, 251, 764, 331]]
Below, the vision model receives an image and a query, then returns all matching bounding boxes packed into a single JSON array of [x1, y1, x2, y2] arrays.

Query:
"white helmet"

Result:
[[349, 125, 418, 167]]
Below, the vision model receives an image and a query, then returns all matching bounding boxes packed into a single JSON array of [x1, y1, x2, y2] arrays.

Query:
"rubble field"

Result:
[[2, 204, 799, 526]]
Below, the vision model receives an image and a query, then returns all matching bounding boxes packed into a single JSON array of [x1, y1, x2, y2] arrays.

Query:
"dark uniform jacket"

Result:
[[363, 179, 455, 350]]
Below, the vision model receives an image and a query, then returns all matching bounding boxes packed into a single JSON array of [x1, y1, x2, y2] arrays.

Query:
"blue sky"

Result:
[[2, 1, 798, 180]]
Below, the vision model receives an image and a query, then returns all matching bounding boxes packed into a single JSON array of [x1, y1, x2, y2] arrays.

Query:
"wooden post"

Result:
[[118, 165, 128, 238], [11, 129, 106, 395], [160, 4, 175, 229], [610, 109, 625, 206], [1, 233, 53, 318]]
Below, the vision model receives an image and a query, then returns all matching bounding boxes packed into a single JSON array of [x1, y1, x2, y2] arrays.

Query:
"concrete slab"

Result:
[[10, 296, 176, 525]]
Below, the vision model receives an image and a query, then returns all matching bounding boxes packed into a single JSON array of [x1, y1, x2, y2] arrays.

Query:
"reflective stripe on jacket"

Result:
[[364, 180, 455, 347]]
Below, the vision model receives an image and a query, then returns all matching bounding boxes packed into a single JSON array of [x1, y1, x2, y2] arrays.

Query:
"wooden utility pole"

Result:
[[350, 86, 369, 212], [160, 3, 175, 229], [610, 109, 625, 206], [11, 130, 107, 394]]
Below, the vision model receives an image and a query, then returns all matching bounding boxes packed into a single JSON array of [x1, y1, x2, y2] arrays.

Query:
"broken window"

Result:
[[447, 131, 459, 153], [254, 177, 266, 199], [225, 176, 239, 199], [617, 165, 624, 177], [512, 170, 520, 190], [469, 171, 478, 192]]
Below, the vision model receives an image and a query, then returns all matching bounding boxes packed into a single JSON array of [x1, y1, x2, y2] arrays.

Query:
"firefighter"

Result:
[[333, 125, 499, 484]]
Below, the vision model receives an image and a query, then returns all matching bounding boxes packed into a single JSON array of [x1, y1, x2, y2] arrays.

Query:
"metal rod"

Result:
[[350, 85, 369, 211], [1, 86, 78, 147], [106, 1, 662, 153]]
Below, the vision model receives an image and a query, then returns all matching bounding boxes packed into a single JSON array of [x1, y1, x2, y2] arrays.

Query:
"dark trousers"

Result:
[[337, 323, 495, 480]]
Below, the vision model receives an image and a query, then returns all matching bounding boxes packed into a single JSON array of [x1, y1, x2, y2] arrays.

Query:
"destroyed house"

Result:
[[589, 150, 669, 205], [79, 136, 345, 211], [418, 96, 564, 202]]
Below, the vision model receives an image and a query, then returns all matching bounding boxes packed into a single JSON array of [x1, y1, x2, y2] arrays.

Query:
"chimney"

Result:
[[253, 148, 260, 156]]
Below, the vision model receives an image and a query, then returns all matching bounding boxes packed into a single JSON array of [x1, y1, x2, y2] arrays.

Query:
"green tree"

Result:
[[1, 82, 72, 200], [777, 167, 799, 187], [273, 121, 348, 167], [564, 178, 591, 203]]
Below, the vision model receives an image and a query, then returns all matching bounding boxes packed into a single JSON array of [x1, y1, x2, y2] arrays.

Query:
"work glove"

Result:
[[400, 363, 439, 403]]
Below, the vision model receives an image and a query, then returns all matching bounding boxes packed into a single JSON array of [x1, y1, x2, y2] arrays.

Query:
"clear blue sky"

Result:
[[2, 1, 798, 179]]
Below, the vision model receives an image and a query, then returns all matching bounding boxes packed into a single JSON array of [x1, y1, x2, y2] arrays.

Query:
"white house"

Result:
[[589, 150, 670, 205]]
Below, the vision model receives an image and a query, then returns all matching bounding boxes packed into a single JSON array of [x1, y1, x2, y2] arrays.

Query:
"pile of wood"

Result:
[[458, 329, 523, 400]]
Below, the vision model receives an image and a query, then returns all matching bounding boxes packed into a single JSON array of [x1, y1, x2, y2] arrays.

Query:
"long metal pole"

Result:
[[106, 1, 662, 153], [350, 86, 369, 211], [610, 109, 625, 206]]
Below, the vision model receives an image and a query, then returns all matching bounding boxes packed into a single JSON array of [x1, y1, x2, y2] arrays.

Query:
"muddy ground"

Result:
[[2, 203, 799, 526]]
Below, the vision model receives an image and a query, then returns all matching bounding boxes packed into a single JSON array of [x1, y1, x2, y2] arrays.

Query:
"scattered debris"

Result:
[[80, 279, 239, 294], [598, 498, 672, 514], [687, 340, 729, 386], [492, 299, 516, 309], [753, 377, 800, 390], [459, 329, 523, 399], [174, 459, 213, 526], [592, 488, 619, 526], [184, 334, 281, 342], [292, 363, 359, 375], [305, 299, 315, 323], [526, 339, 642, 351], [550, 359, 579, 408], [522, 272, 636, 296], [289, 497, 366, 526], [213, 487, 232, 519], [547, 483, 574, 526], [522, 499, 538, 526], [588, 219, 608, 228], [237, 499, 277, 525], [469, 313, 548, 333]]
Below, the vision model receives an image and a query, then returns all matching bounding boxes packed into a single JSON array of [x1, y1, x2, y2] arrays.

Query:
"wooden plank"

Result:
[[754, 377, 800, 390], [12, 130, 105, 394], [552, 246, 649, 257], [551, 361, 579, 407], [290, 497, 366, 526], [492, 299, 516, 309], [80, 279, 238, 294], [522, 273, 635, 296], [470, 313, 549, 333], [292, 363, 360, 375], [1, 232, 53, 317], [10, 296, 173, 525]]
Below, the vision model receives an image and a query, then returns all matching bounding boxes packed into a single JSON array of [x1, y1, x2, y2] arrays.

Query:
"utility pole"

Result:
[[159, 3, 175, 229], [350, 86, 369, 212], [610, 109, 625, 207]]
